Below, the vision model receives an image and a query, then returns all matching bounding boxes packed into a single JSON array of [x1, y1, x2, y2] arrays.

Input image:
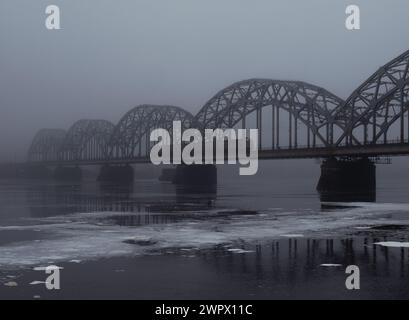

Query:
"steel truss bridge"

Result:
[[28, 49, 409, 165]]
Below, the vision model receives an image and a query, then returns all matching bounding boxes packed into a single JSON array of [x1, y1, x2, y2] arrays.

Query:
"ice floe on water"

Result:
[[280, 234, 304, 238], [322, 202, 409, 213], [374, 242, 409, 248], [320, 264, 343, 267], [354, 226, 373, 230], [227, 248, 255, 254], [4, 281, 18, 287], [0, 201, 409, 268]]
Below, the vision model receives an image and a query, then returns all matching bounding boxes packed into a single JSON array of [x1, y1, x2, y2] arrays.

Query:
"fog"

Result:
[[1, 0, 409, 161]]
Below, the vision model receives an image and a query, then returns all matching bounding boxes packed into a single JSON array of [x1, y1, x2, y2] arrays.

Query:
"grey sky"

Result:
[[1, 0, 409, 161]]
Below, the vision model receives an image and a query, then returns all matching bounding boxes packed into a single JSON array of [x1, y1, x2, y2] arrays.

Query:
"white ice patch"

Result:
[[322, 202, 409, 212], [227, 248, 255, 254], [280, 234, 304, 238], [69, 260, 82, 264], [374, 241, 409, 248], [354, 226, 372, 230], [4, 281, 18, 287], [1, 202, 409, 268], [33, 266, 64, 271]]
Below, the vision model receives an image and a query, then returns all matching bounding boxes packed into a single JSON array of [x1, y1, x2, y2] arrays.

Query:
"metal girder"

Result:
[[27, 129, 66, 162], [27, 49, 409, 162], [335, 49, 409, 146], [194, 79, 345, 147], [59, 119, 115, 161], [109, 105, 195, 158]]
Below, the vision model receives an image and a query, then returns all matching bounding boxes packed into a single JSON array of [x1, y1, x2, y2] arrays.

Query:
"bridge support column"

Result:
[[97, 165, 134, 183], [317, 158, 376, 202], [53, 166, 82, 181], [173, 164, 217, 186]]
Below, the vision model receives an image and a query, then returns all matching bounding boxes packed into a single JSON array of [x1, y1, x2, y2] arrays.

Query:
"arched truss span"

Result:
[[60, 119, 115, 161], [110, 105, 195, 158], [27, 49, 409, 161], [336, 49, 409, 145], [195, 79, 345, 147], [28, 129, 66, 162]]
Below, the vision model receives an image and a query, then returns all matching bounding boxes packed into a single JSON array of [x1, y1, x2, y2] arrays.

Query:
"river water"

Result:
[[1, 159, 409, 299]]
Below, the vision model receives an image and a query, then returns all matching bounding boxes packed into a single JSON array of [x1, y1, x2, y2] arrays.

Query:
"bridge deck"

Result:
[[22, 143, 409, 166], [258, 143, 409, 160]]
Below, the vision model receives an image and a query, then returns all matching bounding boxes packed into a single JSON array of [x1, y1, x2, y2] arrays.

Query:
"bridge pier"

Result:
[[54, 166, 82, 181], [173, 164, 217, 186], [97, 165, 134, 183], [317, 157, 376, 202]]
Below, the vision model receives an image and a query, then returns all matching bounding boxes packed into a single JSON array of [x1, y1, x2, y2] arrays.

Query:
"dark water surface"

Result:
[[1, 160, 409, 299]]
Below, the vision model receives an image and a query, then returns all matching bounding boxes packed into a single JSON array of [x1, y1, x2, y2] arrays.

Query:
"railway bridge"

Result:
[[23, 49, 409, 199]]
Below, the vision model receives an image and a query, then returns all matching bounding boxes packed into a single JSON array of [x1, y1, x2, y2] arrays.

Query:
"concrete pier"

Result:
[[317, 157, 376, 202], [173, 164, 217, 186]]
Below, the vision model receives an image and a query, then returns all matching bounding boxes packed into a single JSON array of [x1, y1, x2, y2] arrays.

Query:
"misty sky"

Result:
[[1, 0, 409, 161]]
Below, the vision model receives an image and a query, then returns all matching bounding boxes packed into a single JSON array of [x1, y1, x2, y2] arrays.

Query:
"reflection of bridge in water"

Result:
[[17, 49, 409, 201], [27, 182, 217, 220], [194, 236, 409, 299]]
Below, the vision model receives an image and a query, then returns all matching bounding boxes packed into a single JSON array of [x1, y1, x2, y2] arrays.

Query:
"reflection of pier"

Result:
[[26, 181, 216, 219], [198, 236, 409, 298]]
